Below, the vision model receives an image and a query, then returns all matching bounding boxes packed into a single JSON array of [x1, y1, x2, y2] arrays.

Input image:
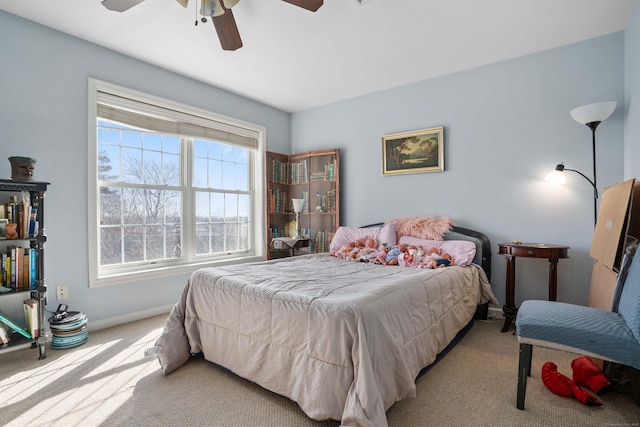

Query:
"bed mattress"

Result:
[[155, 254, 497, 427]]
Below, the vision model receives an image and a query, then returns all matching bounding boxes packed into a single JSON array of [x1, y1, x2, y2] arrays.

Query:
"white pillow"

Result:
[[330, 223, 397, 253], [398, 236, 477, 266]]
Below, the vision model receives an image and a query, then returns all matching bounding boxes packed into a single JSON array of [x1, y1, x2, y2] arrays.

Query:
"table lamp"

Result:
[[292, 198, 305, 239]]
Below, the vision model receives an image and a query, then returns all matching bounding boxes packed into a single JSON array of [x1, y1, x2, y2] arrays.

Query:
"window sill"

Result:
[[90, 255, 266, 288]]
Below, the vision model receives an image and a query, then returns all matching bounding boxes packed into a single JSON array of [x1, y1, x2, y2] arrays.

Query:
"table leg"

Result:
[[548, 258, 559, 301], [502, 255, 516, 332]]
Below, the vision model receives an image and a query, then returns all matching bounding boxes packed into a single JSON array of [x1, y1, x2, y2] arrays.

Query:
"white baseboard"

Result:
[[88, 304, 174, 332]]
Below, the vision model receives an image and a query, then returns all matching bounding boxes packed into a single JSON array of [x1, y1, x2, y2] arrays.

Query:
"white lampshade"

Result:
[[545, 169, 566, 185], [570, 101, 616, 125], [292, 198, 305, 213]]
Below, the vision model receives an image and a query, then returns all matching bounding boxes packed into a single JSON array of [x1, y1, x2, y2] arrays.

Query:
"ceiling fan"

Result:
[[101, 0, 324, 51]]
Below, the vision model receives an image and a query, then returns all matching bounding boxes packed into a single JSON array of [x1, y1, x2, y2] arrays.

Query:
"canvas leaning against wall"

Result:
[[382, 127, 444, 175]]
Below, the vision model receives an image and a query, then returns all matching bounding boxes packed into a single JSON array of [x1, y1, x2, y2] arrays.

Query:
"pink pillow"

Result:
[[386, 216, 454, 241], [398, 236, 476, 266], [329, 224, 397, 253], [377, 223, 397, 250]]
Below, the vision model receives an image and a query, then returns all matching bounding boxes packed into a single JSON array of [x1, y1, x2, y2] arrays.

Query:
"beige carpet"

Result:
[[0, 314, 638, 427]]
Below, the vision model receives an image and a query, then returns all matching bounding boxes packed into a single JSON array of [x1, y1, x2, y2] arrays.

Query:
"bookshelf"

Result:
[[266, 149, 340, 259], [0, 179, 49, 359]]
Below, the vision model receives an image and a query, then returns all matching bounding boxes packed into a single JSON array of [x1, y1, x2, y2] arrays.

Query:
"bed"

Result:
[[154, 219, 498, 427]]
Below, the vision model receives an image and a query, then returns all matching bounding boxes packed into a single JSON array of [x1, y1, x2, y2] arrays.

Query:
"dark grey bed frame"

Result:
[[361, 223, 492, 319]]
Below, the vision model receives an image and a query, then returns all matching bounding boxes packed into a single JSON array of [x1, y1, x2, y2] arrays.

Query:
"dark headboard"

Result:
[[361, 223, 491, 281]]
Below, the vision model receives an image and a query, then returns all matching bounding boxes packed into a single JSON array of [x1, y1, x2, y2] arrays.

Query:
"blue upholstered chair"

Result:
[[515, 244, 640, 409]]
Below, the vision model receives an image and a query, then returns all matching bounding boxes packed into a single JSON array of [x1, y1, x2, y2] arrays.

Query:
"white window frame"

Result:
[[87, 78, 266, 288]]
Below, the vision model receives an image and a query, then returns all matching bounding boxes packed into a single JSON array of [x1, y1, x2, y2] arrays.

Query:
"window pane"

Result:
[[236, 163, 248, 191], [222, 161, 235, 191], [164, 191, 182, 225], [100, 226, 122, 265], [195, 223, 210, 255], [225, 222, 239, 251], [208, 159, 223, 189], [166, 224, 182, 258], [123, 225, 144, 262], [211, 222, 225, 253], [209, 142, 223, 160], [164, 136, 180, 154], [100, 186, 122, 225], [146, 225, 166, 261], [193, 156, 207, 188], [122, 147, 143, 184], [238, 194, 249, 220], [164, 153, 180, 186], [143, 150, 163, 185], [122, 131, 142, 148], [195, 191, 210, 222], [211, 192, 224, 221], [98, 145, 121, 181], [122, 188, 144, 224], [225, 193, 238, 220], [144, 133, 162, 151], [239, 222, 249, 250], [194, 139, 208, 158]]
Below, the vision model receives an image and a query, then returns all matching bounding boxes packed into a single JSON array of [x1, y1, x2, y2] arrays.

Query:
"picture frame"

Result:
[[382, 126, 444, 175], [0, 219, 7, 240]]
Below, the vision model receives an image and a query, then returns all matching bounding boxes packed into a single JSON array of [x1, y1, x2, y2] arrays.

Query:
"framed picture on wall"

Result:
[[382, 126, 444, 175]]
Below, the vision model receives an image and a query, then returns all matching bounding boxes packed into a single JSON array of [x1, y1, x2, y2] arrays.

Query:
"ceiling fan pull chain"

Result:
[[195, 0, 199, 25]]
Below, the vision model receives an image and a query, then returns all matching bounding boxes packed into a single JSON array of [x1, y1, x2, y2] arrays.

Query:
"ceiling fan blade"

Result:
[[281, 0, 323, 12], [211, 5, 243, 51], [101, 0, 145, 12]]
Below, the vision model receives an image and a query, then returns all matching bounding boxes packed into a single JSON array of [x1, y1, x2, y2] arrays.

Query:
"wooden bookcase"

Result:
[[0, 179, 49, 359], [266, 149, 340, 259]]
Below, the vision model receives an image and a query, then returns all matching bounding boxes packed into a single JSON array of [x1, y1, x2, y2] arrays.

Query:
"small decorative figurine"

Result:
[[315, 190, 324, 212], [8, 156, 37, 181]]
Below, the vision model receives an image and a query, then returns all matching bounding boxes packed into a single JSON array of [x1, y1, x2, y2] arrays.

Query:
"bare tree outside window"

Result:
[[97, 121, 252, 269]]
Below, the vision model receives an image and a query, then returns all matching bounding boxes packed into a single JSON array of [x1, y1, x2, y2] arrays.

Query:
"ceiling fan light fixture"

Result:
[[102, 0, 145, 12], [201, 0, 225, 17], [223, 0, 239, 8]]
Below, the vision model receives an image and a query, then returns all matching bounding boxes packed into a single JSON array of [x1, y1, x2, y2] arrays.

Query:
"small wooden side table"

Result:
[[497, 243, 570, 333], [271, 237, 310, 259]]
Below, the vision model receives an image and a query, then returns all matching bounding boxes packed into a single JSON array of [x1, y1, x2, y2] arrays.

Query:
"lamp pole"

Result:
[[586, 121, 601, 227]]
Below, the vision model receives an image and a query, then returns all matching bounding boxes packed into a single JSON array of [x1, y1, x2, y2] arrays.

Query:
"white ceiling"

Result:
[[1, 0, 639, 112]]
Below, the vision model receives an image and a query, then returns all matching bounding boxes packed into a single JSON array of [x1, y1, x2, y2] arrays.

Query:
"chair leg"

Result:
[[629, 367, 640, 407], [517, 343, 533, 410]]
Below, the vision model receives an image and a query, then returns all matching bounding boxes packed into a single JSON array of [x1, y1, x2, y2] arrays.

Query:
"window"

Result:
[[88, 79, 265, 287]]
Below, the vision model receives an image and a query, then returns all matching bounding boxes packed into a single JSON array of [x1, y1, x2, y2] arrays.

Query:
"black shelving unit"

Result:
[[0, 178, 49, 359]]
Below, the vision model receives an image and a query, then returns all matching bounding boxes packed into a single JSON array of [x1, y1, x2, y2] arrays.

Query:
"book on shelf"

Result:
[[0, 323, 9, 344], [23, 298, 38, 339], [29, 247, 37, 290], [27, 207, 37, 238], [1, 245, 37, 290], [0, 310, 32, 339]]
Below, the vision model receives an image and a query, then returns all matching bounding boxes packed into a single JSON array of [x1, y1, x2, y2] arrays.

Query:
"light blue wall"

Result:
[[0, 11, 291, 325], [626, 5, 640, 179], [292, 33, 626, 308]]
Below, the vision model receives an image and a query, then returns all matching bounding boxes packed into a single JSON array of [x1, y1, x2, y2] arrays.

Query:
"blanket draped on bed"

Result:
[[155, 254, 498, 427]]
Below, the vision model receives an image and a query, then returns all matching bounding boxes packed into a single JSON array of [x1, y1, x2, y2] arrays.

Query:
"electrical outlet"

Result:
[[56, 285, 68, 300]]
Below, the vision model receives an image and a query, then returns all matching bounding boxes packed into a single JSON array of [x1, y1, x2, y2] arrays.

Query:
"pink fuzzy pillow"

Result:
[[386, 216, 454, 241]]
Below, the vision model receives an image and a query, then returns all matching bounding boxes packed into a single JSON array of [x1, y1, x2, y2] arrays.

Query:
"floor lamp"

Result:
[[545, 101, 616, 227]]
